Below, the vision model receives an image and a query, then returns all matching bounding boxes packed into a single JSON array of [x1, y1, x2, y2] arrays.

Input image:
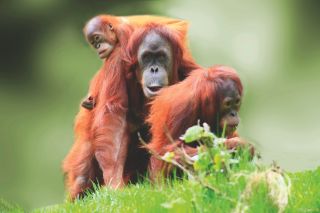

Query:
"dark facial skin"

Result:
[[81, 96, 95, 110], [137, 31, 173, 98], [84, 17, 117, 59], [218, 79, 241, 136]]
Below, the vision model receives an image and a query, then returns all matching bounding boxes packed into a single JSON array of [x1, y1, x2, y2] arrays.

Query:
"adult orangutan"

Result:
[[63, 20, 199, 200], [122, 23, 199, 182], [146, 65, 249, 180]]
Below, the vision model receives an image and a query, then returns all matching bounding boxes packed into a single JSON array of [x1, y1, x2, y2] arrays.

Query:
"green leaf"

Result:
[[161, 152, 175, 163], [202, 131, 216, 140], [180, 126, 204, 143], [214, 154, 222, 172], [193, 152, 211, 172]]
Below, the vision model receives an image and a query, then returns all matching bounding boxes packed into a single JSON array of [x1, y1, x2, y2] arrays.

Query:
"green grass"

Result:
[[1, 167, 319, 212], [2, 123, 319, 213], [27, 167, 320, 213], [0, 198, 23, 213], [286, 168, 320, 212]]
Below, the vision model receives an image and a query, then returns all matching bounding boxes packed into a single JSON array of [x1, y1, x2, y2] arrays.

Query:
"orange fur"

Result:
[[63, 23, 133, 200], [122, 15, 189, 44], [83, 14, 191, 104], [123, 23, 200, 182], [146, 66, 243, 179], [63, 20, 198, 200]]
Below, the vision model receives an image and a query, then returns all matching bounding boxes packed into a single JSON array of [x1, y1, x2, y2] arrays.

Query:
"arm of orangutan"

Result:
[[93, 111, 130, 188], [225, 134, 245, 149], [63, 107, 97, 200], [148, 141, 197, 182], [224, 137, 255, 157], [156, 140, 198, 172], [163, 141, 198, 160]]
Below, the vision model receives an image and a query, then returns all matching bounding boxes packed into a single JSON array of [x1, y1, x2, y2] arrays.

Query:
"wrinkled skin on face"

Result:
[[137, 31, 173, 98], [84, 17, 118, 59], [218, 79, 241, 136]]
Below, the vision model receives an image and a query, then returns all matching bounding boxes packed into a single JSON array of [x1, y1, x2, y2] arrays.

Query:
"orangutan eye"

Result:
[[225, 100, 231, 107], [157, 53, 167, 62], [235, 98, 241, 106], [108, 23, 113, 31], [95, 43, 101, 49], [94, 35, 100, 41], [142, 52, 152, 63]]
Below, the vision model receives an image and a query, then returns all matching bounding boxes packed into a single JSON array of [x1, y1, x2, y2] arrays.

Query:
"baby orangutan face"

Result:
[[84, 16, 118, 59], [218, 79, 241, 136]]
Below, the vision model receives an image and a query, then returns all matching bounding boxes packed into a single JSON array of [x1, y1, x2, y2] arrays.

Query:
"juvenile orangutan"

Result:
[[146, 66, 250, 180]]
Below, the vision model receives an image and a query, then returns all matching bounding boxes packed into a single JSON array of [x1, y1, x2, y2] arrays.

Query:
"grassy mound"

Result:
[[6, 124, 320, 212], [30, 168, 319, 213]]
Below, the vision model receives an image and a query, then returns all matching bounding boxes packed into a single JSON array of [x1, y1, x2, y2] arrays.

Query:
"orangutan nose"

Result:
[[150, 66, 159, 73]]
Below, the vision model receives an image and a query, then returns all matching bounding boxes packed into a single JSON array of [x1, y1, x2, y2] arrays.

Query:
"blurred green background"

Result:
[[0, 0, 319, 210]]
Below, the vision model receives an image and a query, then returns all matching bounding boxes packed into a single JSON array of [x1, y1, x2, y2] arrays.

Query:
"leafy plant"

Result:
[[155, 123, 291, 213]]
